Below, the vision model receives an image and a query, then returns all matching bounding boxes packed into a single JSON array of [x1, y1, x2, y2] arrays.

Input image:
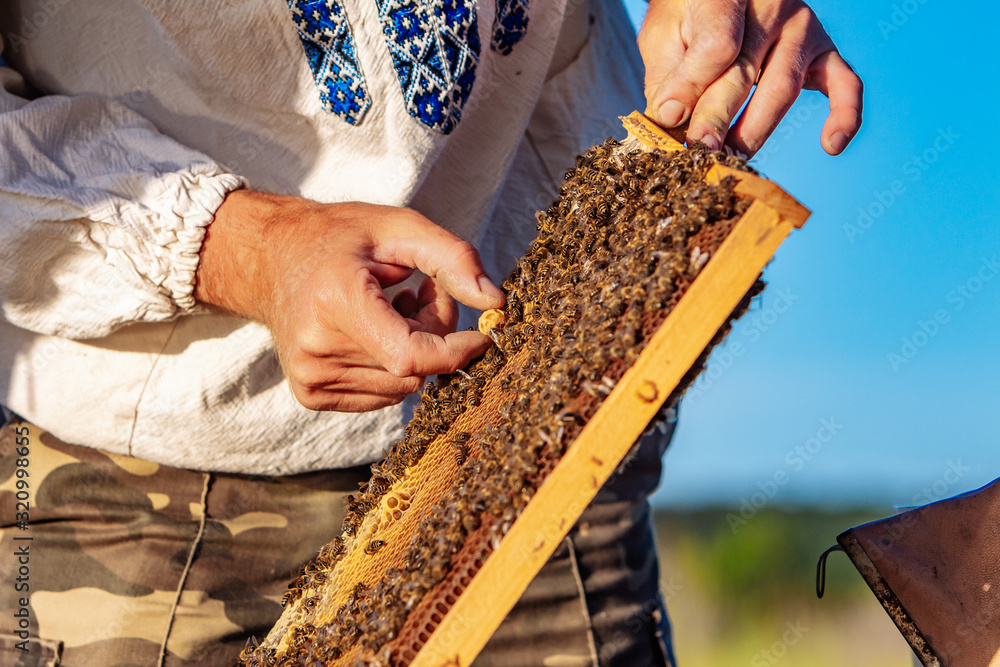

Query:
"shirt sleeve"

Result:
[[0, 41, 247, 340]]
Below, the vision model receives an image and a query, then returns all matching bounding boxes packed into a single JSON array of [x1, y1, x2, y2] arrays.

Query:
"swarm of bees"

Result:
[[238, 136, 762, 667]]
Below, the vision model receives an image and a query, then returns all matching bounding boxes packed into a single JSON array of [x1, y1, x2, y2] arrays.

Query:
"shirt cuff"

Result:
[[150, 169, 248, 313]]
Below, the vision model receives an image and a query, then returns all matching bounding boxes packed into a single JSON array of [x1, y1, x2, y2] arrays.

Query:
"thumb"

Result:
[[646, 0, 748, 128], [375, 210, 506, 311]]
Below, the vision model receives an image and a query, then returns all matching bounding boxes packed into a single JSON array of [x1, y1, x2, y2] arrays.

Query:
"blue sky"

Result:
[[622, 0, 1000, 509]]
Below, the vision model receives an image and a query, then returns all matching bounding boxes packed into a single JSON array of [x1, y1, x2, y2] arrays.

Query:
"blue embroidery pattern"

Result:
[[492, 0, 529, 55], [287, 0, 370, 124], [375, 0, 481, 134]]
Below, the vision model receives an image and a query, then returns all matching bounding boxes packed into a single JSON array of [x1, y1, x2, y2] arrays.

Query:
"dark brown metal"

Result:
[[832, 477, 1000, 667], [837, 530, 940, 667]]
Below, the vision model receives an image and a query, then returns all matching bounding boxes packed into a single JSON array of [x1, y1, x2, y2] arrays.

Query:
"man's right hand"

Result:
[[194, 190, 505, 412]]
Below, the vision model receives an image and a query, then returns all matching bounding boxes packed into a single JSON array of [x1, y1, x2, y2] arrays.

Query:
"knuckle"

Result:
[[294, 369, 327, 392], [770, 70, 805, 104], [791, 4, 817, 29], [696, 31, 741, 68], [636, 26, 659, 57], [644, 80, 663, 106], [848, 71, 865, 98], [290, 360, 349, 393], [281, 357, 309, 386], [291, 383, 324, 411], [735, 133, 763, 157], [729, 54, 758, 89], [386, 350, 415, 378], [294, 327, 326, 356], [690, 105, 730, 133], [636, 11, 672, 57], [404, 375, 426, 394], [395, 206, 430, 228], [449, 239, 480, 265]]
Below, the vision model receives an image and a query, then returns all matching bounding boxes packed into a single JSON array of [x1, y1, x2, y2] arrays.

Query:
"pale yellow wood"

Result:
[[411, 199, 798, 667], [705, 164, 810, 228]]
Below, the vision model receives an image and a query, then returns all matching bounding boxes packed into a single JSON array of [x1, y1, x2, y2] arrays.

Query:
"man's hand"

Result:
[[194, 190, 504, 412], [640, 0, 863, 157]]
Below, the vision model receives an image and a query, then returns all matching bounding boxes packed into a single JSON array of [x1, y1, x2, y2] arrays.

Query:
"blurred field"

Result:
[[652, 509, 916, 667]]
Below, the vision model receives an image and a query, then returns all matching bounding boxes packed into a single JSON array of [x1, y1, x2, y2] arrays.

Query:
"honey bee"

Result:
[[453, 442, 470, 467], [319, 644, 343, 661], [343, 513, 362, 537], [367, 475, 391, 495], [347, 495, 375, 516], [365, 539, 385, 555], [254, 647, 278, 667], [350, 581, 368, 602], [322, 536, 346, 560]]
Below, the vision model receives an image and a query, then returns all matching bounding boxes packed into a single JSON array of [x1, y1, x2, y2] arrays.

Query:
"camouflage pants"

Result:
[[0, 412, 675, 667]]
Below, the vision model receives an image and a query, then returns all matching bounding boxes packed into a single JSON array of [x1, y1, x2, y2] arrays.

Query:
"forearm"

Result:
[[0, 55, 245, 339], [194, 189, 284, 324]]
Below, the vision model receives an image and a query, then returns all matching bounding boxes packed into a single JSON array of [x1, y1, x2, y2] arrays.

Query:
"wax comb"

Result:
[[238, 112, 810, 667]]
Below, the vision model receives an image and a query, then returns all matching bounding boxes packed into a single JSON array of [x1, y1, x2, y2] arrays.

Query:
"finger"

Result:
[[805, 50, 863, 155], [285, 350, 424, 411], [288, 360, 424, 398], [638, 1, 688, 108], [726, 46, 806, 156], [686, 6, 777, 150], [349, 269, 490, 378], [289, 322, 384, 367], [375, 210, 505, 311], [399, 330, 492, 377], [370, 263, 415, 287], [290, 385, 409, 412], [391, 287, 419, 318], [645, 0, 749, 128], [412, 276, 459, 338], [686, 51, 767, 150]]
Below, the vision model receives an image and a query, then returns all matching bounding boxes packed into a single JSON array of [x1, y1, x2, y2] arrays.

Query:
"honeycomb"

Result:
[[238, 123, 778, 667]]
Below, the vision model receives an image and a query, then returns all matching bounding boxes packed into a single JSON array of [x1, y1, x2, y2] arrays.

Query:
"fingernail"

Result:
[[829, 131, 848, 154], [699, 134, 722, 151], [477, 275, 504, 301], [657, 99, 689, 128]]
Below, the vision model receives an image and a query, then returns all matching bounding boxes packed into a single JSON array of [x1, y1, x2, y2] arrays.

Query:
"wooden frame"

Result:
[[252, 112, 810, 667], [409, 113, 810, 666]]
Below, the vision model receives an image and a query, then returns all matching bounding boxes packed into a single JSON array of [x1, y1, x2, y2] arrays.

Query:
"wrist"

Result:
[[194, 188, 291, 323]]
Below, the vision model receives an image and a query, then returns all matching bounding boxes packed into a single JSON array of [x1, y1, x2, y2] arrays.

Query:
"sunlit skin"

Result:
[[641, 0, 863, 157], [194, 191, 505, 412]]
